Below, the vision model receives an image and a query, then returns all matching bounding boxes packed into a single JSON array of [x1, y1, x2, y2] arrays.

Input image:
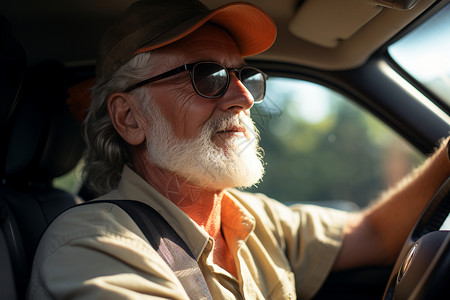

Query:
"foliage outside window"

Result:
[[244, 77, 424, 209]]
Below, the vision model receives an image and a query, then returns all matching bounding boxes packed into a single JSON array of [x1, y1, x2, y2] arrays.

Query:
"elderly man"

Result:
[[28, 0, 450, 299]]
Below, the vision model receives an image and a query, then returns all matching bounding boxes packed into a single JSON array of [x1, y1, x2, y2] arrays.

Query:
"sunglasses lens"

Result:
[[240, 68, 265, 102], [192, 63, 266, 102], [193, 63, 228, 97]]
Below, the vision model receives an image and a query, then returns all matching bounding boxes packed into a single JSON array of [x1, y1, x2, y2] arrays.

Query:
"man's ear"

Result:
[[107, 92, 146, 146]]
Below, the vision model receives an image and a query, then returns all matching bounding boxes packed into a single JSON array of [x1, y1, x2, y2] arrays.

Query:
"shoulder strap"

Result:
[[83, 200, 212, 300]]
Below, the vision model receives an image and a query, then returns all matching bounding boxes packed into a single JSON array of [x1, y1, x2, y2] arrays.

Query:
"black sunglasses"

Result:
[[123, 61, 267, 103]]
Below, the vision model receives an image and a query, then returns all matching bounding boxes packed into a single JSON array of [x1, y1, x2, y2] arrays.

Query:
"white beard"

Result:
[[144, 100, 265, 191]]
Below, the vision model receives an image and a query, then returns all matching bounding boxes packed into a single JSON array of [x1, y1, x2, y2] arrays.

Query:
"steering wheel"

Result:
[[382, 177, 450, 300]]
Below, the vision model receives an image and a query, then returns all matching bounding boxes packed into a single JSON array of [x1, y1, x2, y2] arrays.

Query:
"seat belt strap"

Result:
[[83, 200, 213, 300]]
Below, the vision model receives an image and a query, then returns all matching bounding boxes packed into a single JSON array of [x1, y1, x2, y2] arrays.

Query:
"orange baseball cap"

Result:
[[96, 0, 277, 81]]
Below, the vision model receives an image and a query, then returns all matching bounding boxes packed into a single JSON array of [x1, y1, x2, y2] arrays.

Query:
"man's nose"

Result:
[[217, 72, 254, 112]]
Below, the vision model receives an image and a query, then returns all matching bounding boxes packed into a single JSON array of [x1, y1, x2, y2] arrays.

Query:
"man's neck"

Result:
[[131, 150, 238, 278], [131, 156, 224, 239], [164, 173, 225, 238]]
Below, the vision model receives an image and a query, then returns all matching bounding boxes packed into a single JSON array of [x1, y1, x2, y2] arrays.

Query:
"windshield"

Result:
[[388, 4, 450, 108]]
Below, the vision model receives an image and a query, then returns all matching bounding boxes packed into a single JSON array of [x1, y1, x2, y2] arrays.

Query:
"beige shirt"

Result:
[[28, 166, 347, 300]]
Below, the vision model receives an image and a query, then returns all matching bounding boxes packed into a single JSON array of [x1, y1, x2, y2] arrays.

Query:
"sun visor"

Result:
[[289, 0, 419, 48]]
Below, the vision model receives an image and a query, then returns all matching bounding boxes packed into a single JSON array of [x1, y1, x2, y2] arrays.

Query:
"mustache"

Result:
[[206, 113, 254, 134]]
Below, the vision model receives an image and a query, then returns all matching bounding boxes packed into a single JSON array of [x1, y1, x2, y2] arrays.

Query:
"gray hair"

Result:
[[82, 52, 154, 197]]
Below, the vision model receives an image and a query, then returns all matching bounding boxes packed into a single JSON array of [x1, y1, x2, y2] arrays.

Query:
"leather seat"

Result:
[[0, 18, 85, 298]]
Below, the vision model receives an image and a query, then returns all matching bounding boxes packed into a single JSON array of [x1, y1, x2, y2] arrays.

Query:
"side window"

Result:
[[54, 161, 83, 194], [245, 77, 424, 210]]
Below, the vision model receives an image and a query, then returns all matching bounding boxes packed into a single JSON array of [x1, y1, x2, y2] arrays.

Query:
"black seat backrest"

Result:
[[0, 15, 26, 168], [0, 20, 85, 298], [0, 15, 28, 300]]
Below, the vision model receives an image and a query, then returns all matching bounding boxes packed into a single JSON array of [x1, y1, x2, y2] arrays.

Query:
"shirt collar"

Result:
[[221, 191, 256, 251], [100, 165, 256, 259]]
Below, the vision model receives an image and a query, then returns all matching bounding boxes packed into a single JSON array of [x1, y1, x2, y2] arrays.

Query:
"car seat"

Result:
[[0, 18, 85, 299]]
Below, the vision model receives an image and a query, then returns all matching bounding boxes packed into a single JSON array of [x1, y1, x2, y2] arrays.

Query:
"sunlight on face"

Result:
[[144, 99, 265, 191]]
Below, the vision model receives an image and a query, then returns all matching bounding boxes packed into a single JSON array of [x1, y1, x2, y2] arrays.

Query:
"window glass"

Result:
[[245, 77, 424, 210], [54, 161, 83, 194], [388, 4, 450, 107], [441, 213, 450, 230]]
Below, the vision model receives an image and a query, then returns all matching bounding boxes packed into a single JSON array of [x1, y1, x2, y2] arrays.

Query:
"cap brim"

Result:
[[135, 2, 277, 57]]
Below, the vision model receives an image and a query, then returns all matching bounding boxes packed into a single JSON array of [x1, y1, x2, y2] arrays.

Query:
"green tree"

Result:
[[244, 78, 423, 209]]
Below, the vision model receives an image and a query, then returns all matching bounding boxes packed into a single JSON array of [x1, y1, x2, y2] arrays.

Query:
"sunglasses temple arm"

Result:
[[123, 65, 189, 93]]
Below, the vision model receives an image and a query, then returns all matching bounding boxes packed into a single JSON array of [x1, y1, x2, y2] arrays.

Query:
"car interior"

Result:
[[1, 0, 450, 299]]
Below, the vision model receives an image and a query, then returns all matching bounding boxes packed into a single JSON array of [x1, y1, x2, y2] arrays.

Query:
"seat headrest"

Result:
[[0, 15, 27, 174], [0, 16, 26, 127], [5, 61, 85, 184]]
